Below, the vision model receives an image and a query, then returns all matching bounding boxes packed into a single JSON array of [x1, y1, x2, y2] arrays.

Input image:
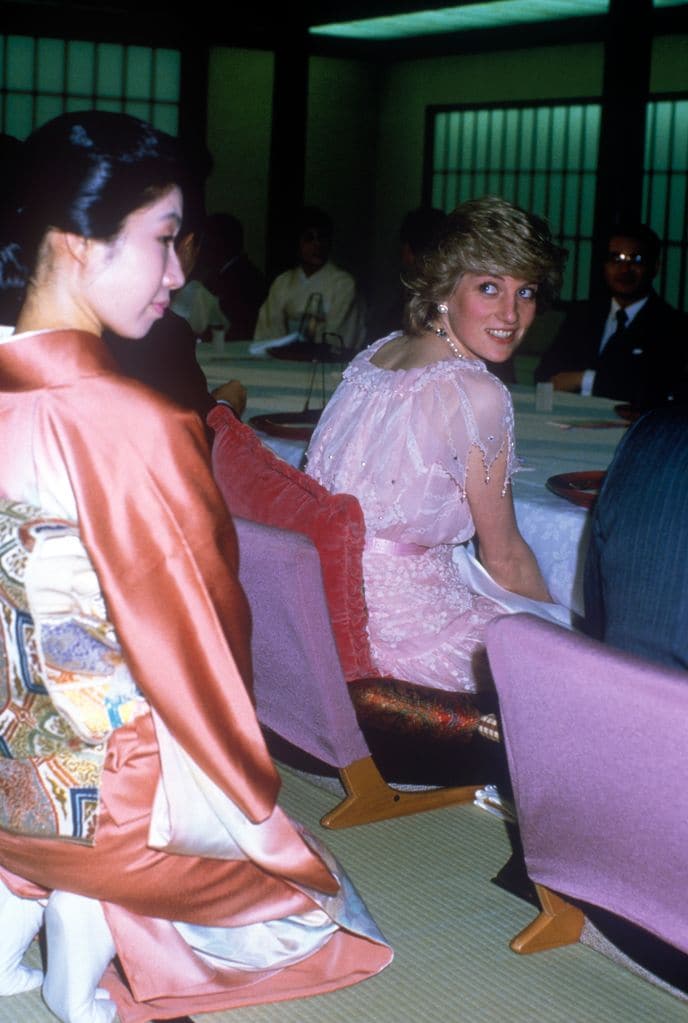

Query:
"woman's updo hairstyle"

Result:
[[0, 110, 185, 323], [403, 195, 567, 337]]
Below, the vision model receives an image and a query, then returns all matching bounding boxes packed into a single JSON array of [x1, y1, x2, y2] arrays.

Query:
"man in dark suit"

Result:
[[584, 405, 688, 669], [535, 222, 688, 408]]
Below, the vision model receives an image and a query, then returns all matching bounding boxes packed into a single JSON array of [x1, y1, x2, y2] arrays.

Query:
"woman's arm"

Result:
[[465, 443, 552, 602]]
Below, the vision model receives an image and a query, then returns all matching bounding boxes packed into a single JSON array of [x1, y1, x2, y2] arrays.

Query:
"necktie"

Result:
[[603, 308, 628, 353]]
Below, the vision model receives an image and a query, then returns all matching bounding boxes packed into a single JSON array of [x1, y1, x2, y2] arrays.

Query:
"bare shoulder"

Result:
[[369, 334, 410, 370], [369, 331, 457, 371]]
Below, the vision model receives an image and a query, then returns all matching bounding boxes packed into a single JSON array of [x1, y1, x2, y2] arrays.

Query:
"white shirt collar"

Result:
[[610, 293, 649, 326]]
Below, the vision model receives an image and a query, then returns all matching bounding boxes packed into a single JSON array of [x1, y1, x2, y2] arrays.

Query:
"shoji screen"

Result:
[[427, 101, 602, 301], [0, 35, 180, 139], [643, 95, 688, 311]]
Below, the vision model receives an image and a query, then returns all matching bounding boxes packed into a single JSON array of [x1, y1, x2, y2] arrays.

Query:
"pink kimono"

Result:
[[0, 328, 391, 1021]]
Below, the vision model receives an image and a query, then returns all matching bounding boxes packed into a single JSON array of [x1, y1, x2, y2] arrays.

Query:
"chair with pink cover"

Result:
[[209, 405, 483, 828], [485, 612, 688, 958]]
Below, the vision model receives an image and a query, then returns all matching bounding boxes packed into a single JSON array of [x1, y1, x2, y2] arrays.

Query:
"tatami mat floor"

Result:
[[10, 764, 687, 1023]]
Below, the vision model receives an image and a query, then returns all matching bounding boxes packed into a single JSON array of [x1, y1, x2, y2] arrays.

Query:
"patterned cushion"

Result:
[[208, 405, 379, 681], [349, 678, 480, 740], [0, 499, 147, 842]]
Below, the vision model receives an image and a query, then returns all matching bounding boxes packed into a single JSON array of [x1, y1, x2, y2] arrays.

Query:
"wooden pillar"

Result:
[[265, 26, 309, 281], [179, 46, 209, 162], [179, 46, 212, 222], [593, 0, 653, 257]]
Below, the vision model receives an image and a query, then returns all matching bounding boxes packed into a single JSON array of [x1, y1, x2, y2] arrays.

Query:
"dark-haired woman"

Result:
[[307, 196, 570, 694], [0, 111, 390, 1023]]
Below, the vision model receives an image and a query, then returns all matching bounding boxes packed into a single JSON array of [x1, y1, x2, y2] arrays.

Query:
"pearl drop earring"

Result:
[[437, 303, 448, 314]]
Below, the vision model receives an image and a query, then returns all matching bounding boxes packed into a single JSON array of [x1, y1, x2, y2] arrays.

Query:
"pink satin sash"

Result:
[[367, 536, 429, 556]]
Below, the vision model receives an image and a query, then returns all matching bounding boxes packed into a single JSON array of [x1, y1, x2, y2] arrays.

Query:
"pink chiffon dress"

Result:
[[306, 333, 519, 693]]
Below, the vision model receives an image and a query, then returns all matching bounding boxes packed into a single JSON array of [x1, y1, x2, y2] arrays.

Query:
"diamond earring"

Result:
[[437, 303, 448, 314]]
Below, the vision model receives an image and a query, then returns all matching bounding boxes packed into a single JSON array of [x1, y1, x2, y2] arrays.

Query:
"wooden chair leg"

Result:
[[510, 883, 585, 954], [320, 755, 479, 829]]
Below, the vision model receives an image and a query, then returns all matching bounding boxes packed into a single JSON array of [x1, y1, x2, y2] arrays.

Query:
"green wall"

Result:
[[204, 35, 687, 293], [205, 49, 381, 286], [205, 47, 274, 273], [306, 56, 381, 287], [370, 42, 603, 290]]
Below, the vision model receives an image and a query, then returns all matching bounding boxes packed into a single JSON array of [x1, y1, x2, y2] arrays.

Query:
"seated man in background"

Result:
[[254, 206, 365, 351], [366, 206, 448, 343], [535, 222, 688, 408], [105, 205, 246, 437], [173, 212, 267, 341], [104, 307, 246, 432], [208, 213, 267, 340]]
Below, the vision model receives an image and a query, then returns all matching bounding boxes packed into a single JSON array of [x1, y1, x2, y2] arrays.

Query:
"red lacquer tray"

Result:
[[546, 470, 606, 509], [248, 409, 322, 442]]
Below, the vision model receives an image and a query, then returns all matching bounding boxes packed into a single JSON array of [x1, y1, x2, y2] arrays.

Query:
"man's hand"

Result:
[[212, 379, 247, 418], [551, 370, 584, 392]]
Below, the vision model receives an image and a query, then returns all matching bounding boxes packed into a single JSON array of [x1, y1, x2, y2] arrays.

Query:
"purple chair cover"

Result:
[[234, 517, 371, 769], [486, 612, 688, 955]]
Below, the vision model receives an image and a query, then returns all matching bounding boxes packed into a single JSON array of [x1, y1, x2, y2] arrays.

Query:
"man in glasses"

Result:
[[535, 221, 688, 408]]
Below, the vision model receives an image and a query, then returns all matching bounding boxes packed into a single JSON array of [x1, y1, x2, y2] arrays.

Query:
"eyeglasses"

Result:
[[605, 251, 647, 266]]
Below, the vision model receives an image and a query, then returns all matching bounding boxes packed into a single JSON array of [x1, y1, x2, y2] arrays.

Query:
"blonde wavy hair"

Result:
[[403, 195, 567, 337]]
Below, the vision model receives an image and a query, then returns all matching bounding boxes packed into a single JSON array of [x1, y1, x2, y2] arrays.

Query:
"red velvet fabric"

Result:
[[208, 406, 379, 681]]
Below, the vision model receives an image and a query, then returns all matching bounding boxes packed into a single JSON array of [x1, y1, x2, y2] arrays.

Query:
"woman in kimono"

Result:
[[0, 111, 390, 1023]]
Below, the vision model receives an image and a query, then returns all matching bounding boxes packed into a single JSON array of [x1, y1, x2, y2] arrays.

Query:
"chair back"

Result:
[[234, 517, 370, 769], [209, 405, 378, 681], [486, 612, 688, 955]]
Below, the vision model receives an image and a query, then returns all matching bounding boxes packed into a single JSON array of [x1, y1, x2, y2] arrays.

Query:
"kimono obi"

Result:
[[0, 499, 148, 844]]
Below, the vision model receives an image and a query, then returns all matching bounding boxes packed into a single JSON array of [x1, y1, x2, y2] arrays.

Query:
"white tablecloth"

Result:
[[199, 342, 626, 615], [509, 388, 623, 614]]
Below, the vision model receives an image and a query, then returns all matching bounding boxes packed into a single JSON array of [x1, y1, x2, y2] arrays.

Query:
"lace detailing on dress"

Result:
[[363, 545, 503, 693], [306, 333, 517, 547]]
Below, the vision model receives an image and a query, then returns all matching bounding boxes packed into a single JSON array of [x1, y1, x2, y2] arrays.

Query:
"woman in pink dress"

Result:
[[306, 196, 568, 694], [0, 111, 390, 1023]]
